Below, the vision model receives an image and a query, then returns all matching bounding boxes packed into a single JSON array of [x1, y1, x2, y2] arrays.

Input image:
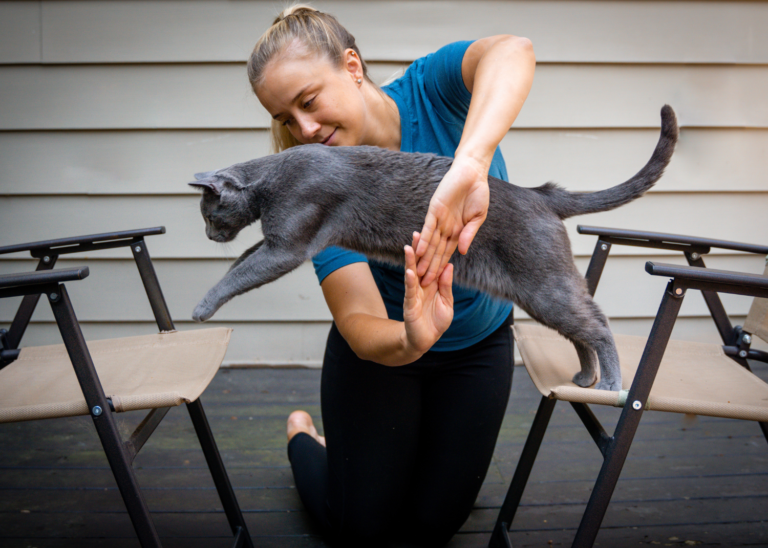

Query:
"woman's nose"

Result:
[[296, 115, 321, 142]]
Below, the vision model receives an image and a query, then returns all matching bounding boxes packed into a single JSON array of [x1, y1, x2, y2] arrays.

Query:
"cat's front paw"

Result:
[[192, 300, 217, 323], [572, 370, 597, 388]]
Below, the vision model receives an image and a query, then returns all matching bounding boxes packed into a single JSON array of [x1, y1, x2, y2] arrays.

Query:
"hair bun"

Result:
[[274, 4, 319, 24]]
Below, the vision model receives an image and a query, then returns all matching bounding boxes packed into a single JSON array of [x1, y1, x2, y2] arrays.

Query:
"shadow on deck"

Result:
[[1, 361, 767, 547]]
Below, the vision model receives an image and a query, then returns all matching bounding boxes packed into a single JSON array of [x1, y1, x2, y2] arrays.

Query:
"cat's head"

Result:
[[189, 166, 258, 243]]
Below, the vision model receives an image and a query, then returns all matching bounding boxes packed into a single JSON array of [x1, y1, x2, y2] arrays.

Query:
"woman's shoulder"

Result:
[[386, 40, 473, 90], [381, 41, 476, 156]]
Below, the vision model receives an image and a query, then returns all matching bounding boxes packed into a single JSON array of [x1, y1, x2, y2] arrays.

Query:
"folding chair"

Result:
[[0, 227, 254, 548], [490, 225, 768, 548]]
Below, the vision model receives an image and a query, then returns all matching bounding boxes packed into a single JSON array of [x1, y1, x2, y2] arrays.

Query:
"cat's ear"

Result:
[[188, 179, 223, 195], [194, 170, 218, 181]]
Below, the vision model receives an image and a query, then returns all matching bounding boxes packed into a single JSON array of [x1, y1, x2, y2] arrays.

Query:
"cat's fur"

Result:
[[190, 106, 678, 391]]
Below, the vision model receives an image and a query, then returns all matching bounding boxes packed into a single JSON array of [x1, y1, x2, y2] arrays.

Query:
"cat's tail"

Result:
[[538, 105, 678, 220]]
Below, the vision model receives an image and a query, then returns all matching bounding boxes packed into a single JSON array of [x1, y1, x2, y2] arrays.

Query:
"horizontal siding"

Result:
[[9, 315, 767, 367], [1, 194, 766, 259], [0, 260, 330, 322], [1, 0, 766, 365], [0, 254, 763, 323], [0, 1, 40, 63], [2, 64, 768, 130], [0, 130, 272, 195], [20, 1, 768, 64], [2, 128, 768, 195]]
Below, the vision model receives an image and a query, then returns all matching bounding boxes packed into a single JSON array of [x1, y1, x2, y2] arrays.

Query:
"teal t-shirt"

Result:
[[312, 40, 513, 351]]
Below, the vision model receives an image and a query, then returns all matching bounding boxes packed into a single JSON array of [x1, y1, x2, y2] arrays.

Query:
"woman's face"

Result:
[[255, 49, 367, 147]]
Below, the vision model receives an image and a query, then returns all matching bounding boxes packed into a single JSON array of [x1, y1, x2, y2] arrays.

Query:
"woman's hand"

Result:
[[416, 35, 535, 287], [403, 232, 455, 355], [415, 156, 489, 286]]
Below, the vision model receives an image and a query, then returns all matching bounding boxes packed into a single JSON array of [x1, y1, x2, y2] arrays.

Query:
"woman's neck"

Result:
[[361, 83, 401, 151]]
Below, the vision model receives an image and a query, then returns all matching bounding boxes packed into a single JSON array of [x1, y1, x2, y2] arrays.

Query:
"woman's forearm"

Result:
[[321, 262, 441, 367], [336, 313, 425, 367], [456, 36, 536, 170]]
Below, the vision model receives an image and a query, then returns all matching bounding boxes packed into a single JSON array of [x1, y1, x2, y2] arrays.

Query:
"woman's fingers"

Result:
[[438, 263, 454, 304], [457, 215, 485, 255], [415, 213, 437, 258], [403, 244, 422, 312], [421, 232, 454, 286], [404, 245, 417, 290], [416, 226, 443, 278], [412, 231, 421, 251]]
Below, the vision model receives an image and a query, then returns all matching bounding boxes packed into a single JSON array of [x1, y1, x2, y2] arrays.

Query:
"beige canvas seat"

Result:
[[516, 324, 768, 421], [0, 328, 231, 423], [490, 225, 768, 548], [0, 227, 253, 548]]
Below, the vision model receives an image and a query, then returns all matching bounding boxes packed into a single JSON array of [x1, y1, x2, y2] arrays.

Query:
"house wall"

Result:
[[1, 0, 766, 365]]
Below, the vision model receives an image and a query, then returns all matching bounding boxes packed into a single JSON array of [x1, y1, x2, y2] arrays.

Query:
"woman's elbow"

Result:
[[503, 35, 535, 62]]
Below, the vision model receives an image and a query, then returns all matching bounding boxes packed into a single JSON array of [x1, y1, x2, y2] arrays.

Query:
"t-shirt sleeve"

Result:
[[312, 246, 368, 284], [423, 40, 474, 125]]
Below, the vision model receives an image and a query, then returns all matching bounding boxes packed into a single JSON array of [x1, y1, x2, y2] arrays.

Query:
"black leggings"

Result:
[[288, 316, 514, 547]]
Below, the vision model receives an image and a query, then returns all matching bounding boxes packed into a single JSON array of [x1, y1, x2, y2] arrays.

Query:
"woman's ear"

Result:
[[344, 48, 363, 84]]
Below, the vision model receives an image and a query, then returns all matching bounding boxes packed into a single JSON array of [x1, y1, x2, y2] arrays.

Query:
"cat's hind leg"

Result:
[[571, 341, 598, 388], [515, 272, 622, 391]]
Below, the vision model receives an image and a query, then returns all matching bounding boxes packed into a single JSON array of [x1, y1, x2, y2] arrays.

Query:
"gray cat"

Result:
[[190, 106, 678, 391]]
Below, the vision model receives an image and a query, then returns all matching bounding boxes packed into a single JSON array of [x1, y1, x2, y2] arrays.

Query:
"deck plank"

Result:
[[1, 361, 766, 547]]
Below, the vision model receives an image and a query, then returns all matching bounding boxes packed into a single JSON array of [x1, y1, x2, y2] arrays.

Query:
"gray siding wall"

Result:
[[1, 0, 767, 365]]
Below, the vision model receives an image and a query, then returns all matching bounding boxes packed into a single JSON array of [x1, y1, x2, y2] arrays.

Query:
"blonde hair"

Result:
[[248, 4, 371, 153]]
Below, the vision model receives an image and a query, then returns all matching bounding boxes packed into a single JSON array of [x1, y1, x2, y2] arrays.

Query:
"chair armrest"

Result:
[[0, 227, 166, 258], [645, 261, 768, 298], [0, 267, 90, 290], [578, 225, 768, 255]]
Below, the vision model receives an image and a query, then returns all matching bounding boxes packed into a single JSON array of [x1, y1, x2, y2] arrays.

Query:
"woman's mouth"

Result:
[[321, 129, 337, 145]]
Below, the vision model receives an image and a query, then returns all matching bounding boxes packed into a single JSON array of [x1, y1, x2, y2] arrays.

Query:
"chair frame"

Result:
[[489, 224, 768, 548], [0, 227, 254, 548]]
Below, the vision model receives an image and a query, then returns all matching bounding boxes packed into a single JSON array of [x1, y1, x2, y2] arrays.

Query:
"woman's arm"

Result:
[[416, 35, 536, 285], [321, 238, 454, 366]]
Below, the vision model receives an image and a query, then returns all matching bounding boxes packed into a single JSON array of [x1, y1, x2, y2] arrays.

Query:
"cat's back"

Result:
[[327, 145, 452, 174]]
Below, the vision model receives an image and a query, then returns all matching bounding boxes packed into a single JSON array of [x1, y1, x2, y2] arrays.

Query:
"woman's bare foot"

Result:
[[287, 410, 326, 447]]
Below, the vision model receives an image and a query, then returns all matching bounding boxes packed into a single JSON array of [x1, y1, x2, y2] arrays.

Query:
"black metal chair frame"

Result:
[[490, 224, 768, 548], [0, 227, 254, 548]]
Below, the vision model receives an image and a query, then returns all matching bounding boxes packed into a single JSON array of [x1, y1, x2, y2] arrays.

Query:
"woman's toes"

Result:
[[287, 410, 313, 441], [286, 410, 324, 445]]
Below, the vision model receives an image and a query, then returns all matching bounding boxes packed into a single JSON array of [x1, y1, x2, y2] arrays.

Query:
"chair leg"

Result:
[[570, 281, 685, 548], [489, 396, 557, 548], [49, 285, 162, 547], [187, 399, 255, 548], [758, 421, 768, 444], [570, 404, 643, 548], [92, 408, 164, 547]]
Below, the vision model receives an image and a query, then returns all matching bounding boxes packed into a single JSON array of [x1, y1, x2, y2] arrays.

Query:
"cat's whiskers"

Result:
[[217, 242, 237, 265]]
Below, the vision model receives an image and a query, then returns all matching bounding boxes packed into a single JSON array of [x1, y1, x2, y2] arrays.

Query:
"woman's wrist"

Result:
[[453, 146, 493, 174], [398, 325, 428, 365]]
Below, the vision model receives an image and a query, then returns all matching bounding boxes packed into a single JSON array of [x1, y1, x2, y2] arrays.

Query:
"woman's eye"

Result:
[[303, 97, 314, 109], [282, 118, 292, 127]]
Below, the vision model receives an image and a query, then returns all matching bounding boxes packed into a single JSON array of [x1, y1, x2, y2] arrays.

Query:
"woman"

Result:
[[247, 5, 535, 546]]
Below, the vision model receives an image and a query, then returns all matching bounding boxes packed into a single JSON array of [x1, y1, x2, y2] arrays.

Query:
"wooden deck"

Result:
[[1, 361, 767, 547]]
